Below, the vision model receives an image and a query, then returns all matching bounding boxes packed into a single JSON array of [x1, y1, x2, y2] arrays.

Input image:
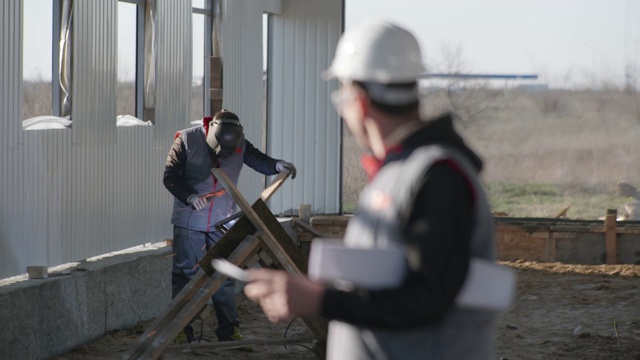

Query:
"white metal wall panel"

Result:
[[268, 0, 343, 215], [220, 0, 280, 205], [154, 0, 191, 139], [1, 0, 26, 278], [75, 0, 117, 146], [0, 0, 343, 279], [0, 0, 191, 279]]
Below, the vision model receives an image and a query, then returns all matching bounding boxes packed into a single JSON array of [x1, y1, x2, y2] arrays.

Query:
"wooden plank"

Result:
[[605, 209, 618, 264], [211, 168, 327, 339], [128, 171, 324, 360], [127, 237, 261, 359], [292, 218, 332, 238], [209, 56, 222, 88], [254, 199, 308, 273], [211, 168, 300, 274], [198, 173, 289, 275], [128, 270, 210, 354], [211, 100, 222, 115], [257, 250, 274, 267], [261, 172, 290, 201], [210, 88, 223, 100], [167, 335, 316, 352]]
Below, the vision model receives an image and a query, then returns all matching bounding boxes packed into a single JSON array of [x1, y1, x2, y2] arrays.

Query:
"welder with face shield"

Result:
[[163, 109, 296, 343]]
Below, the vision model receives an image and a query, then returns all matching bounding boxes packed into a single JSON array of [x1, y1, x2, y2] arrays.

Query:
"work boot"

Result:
[[174, 324, 196, 344], [220, 326, 255, 352], [219, 326, 243, 341]]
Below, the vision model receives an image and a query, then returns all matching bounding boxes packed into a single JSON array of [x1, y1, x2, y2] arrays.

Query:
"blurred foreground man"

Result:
[[244, 19, 498, 359]]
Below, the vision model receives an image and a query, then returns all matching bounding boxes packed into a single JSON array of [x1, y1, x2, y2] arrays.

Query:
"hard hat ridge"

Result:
[[323, 19, 426, 84]]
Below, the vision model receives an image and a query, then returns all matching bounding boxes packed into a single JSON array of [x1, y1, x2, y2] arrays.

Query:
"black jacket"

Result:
[[322, 113, 484, 328]]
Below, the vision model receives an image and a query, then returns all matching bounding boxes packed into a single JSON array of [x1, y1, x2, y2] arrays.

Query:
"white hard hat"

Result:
[[323, 19, 426, 84]]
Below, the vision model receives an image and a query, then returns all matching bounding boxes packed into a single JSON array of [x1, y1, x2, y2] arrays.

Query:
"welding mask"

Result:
[[206, 114, 243, 158]]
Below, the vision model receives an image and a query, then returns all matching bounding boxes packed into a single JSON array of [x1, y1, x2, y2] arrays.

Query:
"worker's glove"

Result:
[[187, 194, 208, 211], [276, 161, 297, 179]]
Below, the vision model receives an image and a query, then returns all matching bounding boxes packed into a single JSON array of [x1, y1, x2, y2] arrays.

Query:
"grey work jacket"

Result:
[[326, 145, 497, 360], [166, 126, 279, 231]]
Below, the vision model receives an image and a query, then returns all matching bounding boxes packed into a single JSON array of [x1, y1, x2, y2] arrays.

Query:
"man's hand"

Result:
[[187, 194, 208, 211], [276, 161, 297, 179], [243, 268, 324, 323]]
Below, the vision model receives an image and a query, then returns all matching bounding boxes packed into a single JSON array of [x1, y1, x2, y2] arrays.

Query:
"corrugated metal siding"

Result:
[[0, 0, 191, 279], [1, 0, 343, 279], [1, 0, 26, 278], [75, 0, 117, 145], [154, 0, 191, 139], [268, 0, 343, 215], [220, 0, 274, 204]]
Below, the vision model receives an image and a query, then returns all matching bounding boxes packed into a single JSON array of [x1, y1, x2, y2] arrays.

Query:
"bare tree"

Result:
[[624, 63, 640, 123], [537, 68, 574, 114], [425, 43, 499, 127]]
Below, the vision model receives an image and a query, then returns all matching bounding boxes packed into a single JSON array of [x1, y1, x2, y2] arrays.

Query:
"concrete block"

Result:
[[0, 246, 172, 360], [103, 251, 172, 331], [27, 266, 48, 279]]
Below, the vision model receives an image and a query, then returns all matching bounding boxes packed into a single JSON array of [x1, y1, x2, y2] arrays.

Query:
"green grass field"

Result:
[[484, 182, 629, 219], [342, 88, 640, 219]]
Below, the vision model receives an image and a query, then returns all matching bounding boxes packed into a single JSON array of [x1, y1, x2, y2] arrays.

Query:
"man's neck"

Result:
[[383, 119, 425, 150]]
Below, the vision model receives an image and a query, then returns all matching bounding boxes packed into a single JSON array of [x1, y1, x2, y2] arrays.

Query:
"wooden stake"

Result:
[[604, 209, 617, 265]]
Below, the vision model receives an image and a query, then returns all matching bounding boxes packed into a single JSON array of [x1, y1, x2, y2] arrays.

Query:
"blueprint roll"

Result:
[[308, 238, 515, 311], [308, 238, 407, 290]]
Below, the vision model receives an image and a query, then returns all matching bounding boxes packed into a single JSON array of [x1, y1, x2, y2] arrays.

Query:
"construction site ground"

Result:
[[53, 261, 640, 360]]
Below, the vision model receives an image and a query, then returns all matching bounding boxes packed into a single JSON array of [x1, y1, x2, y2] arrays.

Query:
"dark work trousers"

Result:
[[172, 225, 239, 341]]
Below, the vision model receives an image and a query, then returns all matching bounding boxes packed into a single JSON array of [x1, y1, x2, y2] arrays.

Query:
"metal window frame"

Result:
[[193, 0, 213, 117], [135, 0, 144, 118], [118, 0, 145, 119], [52, 0, 61, 116]]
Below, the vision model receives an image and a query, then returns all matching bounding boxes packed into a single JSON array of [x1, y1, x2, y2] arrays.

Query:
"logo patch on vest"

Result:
[[370, 190, 392, 210]]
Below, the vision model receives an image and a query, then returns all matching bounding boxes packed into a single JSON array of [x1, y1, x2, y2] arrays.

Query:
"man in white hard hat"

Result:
[[243, 19, 497, 359]]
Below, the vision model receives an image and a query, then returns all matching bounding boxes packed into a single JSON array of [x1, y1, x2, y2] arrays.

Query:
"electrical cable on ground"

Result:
[[282, 316, 314, 352]]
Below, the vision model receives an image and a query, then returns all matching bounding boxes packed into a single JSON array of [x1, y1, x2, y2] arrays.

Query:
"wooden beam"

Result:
[[167, 335, 316, 352], [211, 168, 327, 339], [211, 168, 300, 274], [127, 237, 261, 359], [254, 199, 308, 273], [127, 169, 330, 360], [197, 173, 289, 275], [605, 209, 618, 265], [261, 172, 290, 202], [292, 218, 332, 239]]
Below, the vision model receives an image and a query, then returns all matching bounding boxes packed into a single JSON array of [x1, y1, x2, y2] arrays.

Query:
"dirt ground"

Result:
[[53, 261, 640, 360]]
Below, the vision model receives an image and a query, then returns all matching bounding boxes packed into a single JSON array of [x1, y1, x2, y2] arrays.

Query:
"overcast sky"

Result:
[[346, 0, 640, 87], [22, 0, 640, 88]]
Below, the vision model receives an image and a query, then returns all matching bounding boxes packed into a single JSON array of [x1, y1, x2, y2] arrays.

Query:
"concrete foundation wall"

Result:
[[0, 246, 172, 360], [2, 215, 638, 360]]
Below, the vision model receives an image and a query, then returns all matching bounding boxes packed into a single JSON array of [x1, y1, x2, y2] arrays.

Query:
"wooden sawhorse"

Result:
[[126, 169, 327, 359]]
